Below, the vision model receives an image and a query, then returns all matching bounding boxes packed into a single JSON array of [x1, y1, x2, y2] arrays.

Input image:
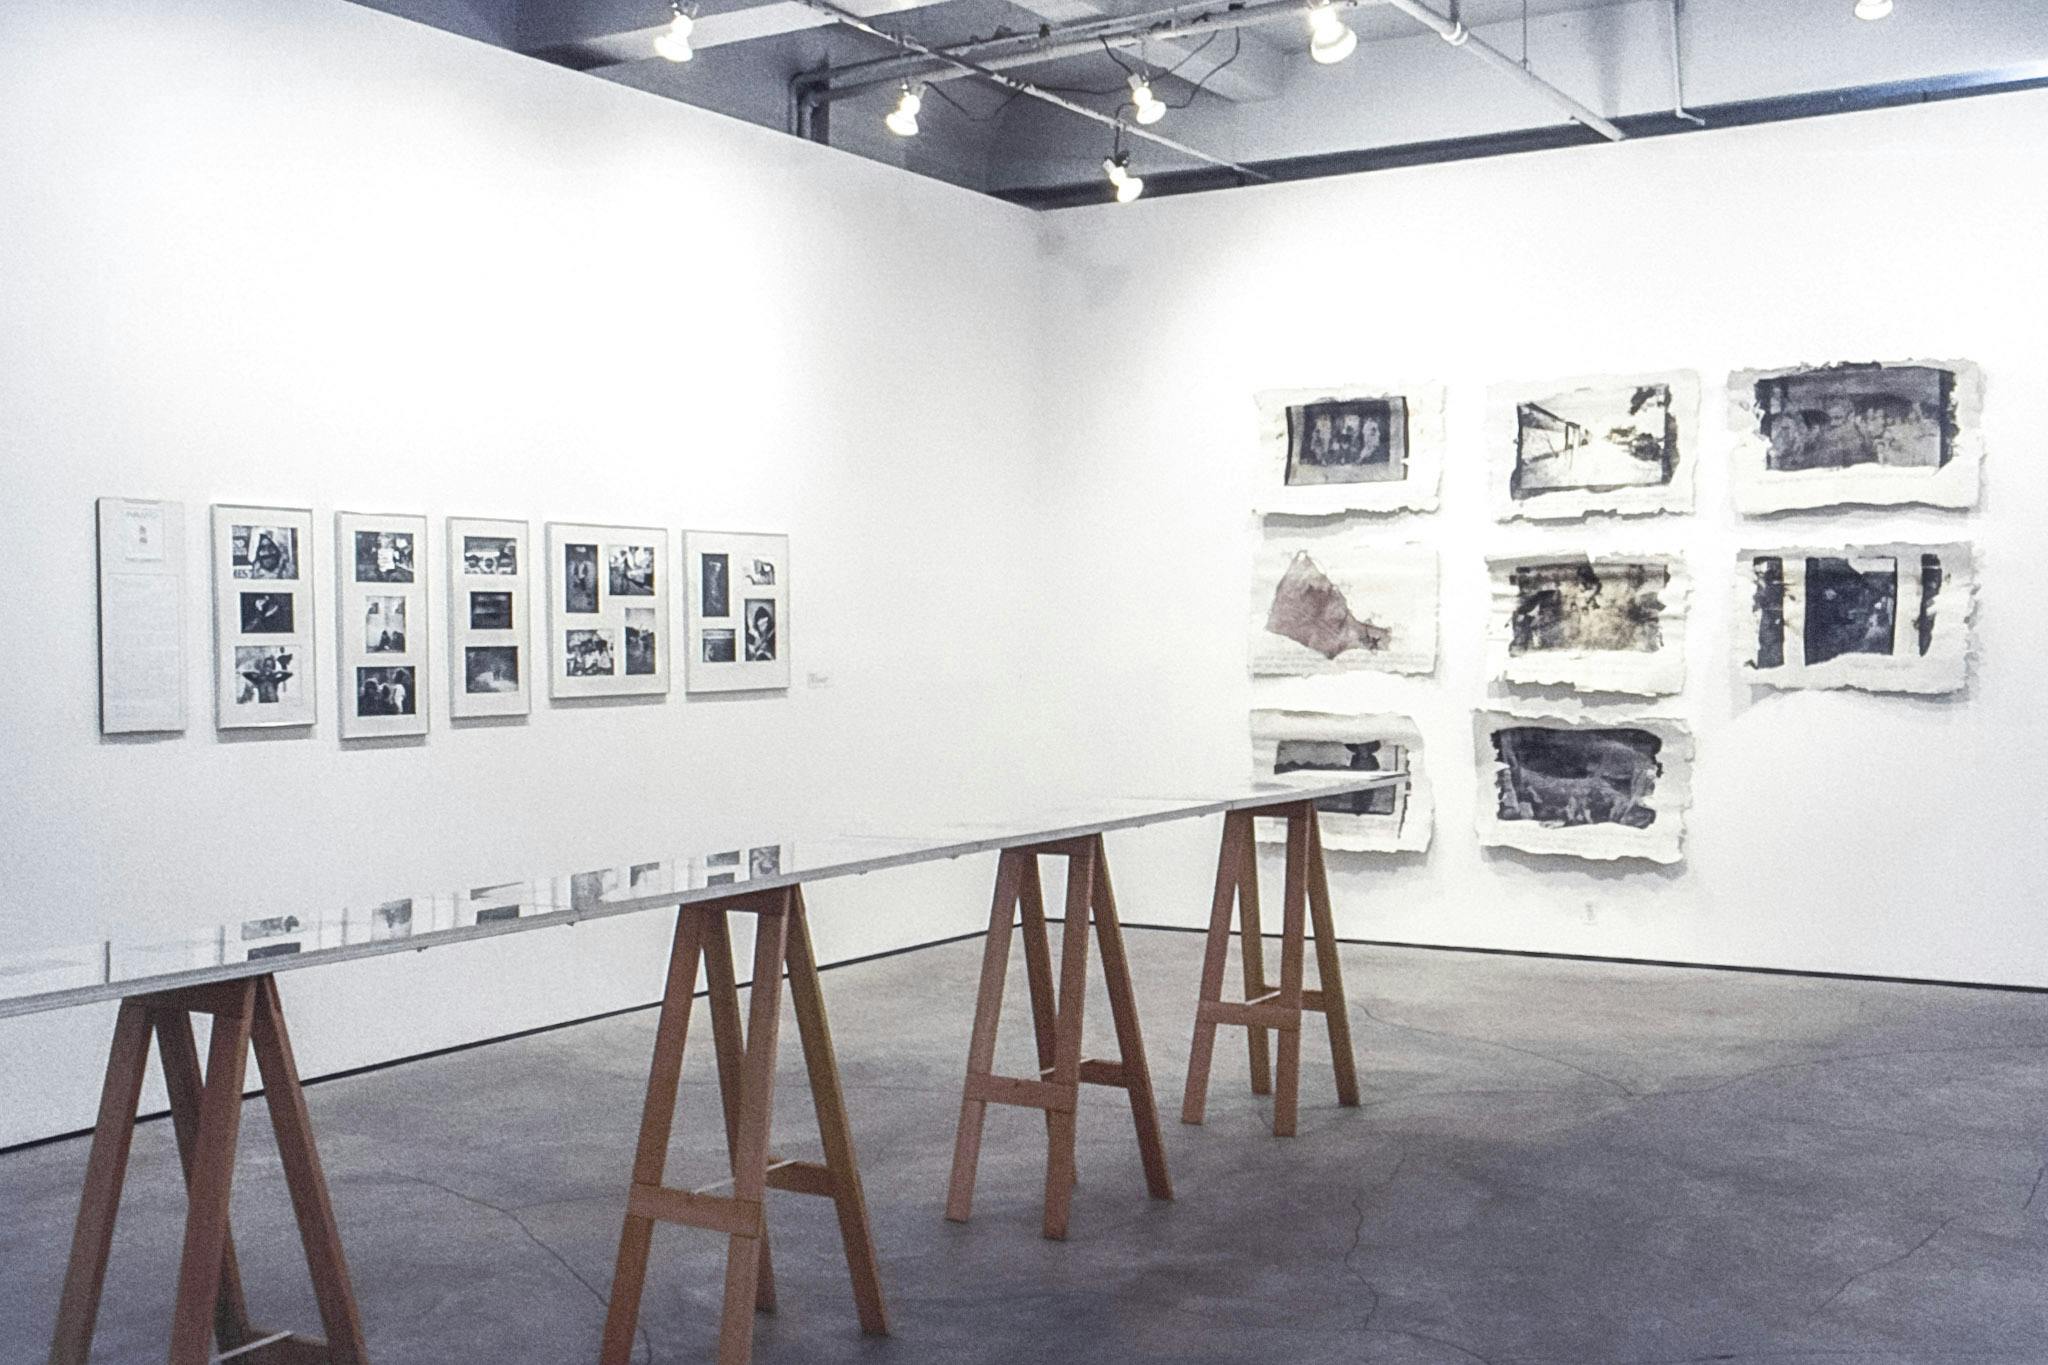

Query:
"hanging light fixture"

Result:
[[884, 83, 923, 137], [1853, 0, 1892, 17], [1306, 1, 1358, 64], [653, 3, 696, 61], [1103, 151, 1145, 203], [1127, 73, 1167, 125]]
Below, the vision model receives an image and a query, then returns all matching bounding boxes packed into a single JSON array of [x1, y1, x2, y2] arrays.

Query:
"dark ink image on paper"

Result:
[[570, 869, 615, 911], [356, 665, 417, 716], [234, 646, 297, 705], [232, 525, 298, 581], [702, 553, 730, 617], [1513, 385, 1675, 498], [1916, 554, 1943, 656], [625, 608, 658, 676], [1509, 560, 1665, 655], [563, 543, 599, 613], [369, 899, 414, 940], [608, 545, 656, 596], [465, 645, 520, 694], [744, 599, 777, 662], [1752, 557, 1787, 669], [469, 591, 513, 631], [1274, 738, 1403, 818], [749, 845, 782, 878], [1284, 398, 1408, 486], [746, 558, 777, 586], [1493, 726, 1661, 829], [1265, 551, 1391, 660], [702, 628, 736, 663], [239, 592, 294, 635], [463, 536, 518, 575], [1803, 556, 1897, 665], [564, 628, 616, 676], [354, 531, 415, 584], [242, 915, 301, 941], [1756, 365, 1953, 472], [364, 596, 407, 653]]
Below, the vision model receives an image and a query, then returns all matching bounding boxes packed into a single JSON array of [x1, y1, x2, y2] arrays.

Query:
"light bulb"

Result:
[[1103, 155, 1144, 203], [1307, 3, 1357, 63], [654, 10, 695, 61], [1116, 174, 1145, 203], [1854, 0, 1892, 17], [885, 86, 922, 137], [1129, 75, 1166, 125]]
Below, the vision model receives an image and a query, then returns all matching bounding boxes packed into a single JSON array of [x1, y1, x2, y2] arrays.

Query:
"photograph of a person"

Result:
[[231, 525, 298, 580], [624, 608, 658, 675], [1285, 396, 1408, 486], [701, 553, 730, 616], [746, 558, 776, 586], [469, 591, 514, 631], [239, 592, 294, 634], [609, 544, 656, 596], [354, 530, 415, 583], [749, 845, 782, 878], [465, 645, 520, 693], [356, 665, 417, 716], [463, 535, 518, 575], [565, 628, 616, 676], [1755, 365, 1952, 471], [744, 599, 776, 662], [702, 629, 736, 663], [563, 543, 599, 613], [364, 596, 408, 653], [234, 646, 297, 704]]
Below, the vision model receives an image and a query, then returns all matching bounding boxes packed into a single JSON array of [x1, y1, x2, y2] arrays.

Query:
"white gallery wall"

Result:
[[1030, 88, 2048, 987], [0, 0, 1052, 1147]]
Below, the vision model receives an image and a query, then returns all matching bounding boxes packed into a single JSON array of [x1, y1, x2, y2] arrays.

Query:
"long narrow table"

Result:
[[2, 774, 1406, 1365]]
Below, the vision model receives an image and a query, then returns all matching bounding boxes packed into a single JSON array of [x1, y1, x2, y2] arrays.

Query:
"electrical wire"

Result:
[[922, 81, 1027, 121], [1163, 28, 1238, 108]]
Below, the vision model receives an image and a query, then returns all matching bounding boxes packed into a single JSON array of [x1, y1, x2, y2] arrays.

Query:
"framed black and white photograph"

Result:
[[1735, 542, 1973, 694], [448, 517, 531, 719], [1250, 710, 1430, 853], [684, 530, 790, 692], [335, 511, 429, 739], [1253, 382, 1444, 515], [1485, 553, 1688, 696], [1474, 711, 1692, 864], [1729, 360, 1984, 512], [1249, 527, 1437, 677], [98, 497, 187, 736], [548, 522, 670, 699], [1489, 372, 1698, 520], [212, 503, 316, 731]]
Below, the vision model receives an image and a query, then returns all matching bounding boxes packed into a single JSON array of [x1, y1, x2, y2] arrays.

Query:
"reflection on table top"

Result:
[[0, 776, 1407, 1021]]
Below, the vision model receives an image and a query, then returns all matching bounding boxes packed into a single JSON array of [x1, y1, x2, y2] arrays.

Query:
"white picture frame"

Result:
[[547, 522, 670, 699], [336, 511, 429, 739], [684, 530, 790, 693], [211, 504, 317, 731], [447, 516, 531, 719]]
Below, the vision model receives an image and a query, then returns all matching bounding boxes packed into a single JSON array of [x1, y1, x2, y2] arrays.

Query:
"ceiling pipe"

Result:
[[1378, 0, 1626, 141], [1668, 0, 1707, 126], [791, 0, 1271, 183]]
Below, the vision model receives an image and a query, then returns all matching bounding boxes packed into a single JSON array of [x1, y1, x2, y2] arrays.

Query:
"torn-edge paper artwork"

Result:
[[1250, 710, 1431, 854], [1490, 371, 1698, 520], [1485, 552, 1688, 696], [1253, 382, 1445, 515], [1474, 710, 1692, 864], [1735, 541, 1974, 695], [1250, 527, 1438, 676], [1728, 359, 1984, 513]]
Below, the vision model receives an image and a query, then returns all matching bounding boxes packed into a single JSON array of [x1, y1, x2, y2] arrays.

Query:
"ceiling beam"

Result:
[[1006, 0, 1287, 103], [522, 0, 950, 70]]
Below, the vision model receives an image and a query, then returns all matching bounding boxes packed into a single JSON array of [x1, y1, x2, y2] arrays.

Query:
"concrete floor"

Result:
[[5, 927, 2048, 1364]]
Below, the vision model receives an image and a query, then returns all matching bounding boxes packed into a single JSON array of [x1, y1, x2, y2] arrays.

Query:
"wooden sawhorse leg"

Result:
[[49, 976, 370, 1365], [945, 834, 1173, 1240], [600, 886, 887, 1365], [1182, 801, 1360, 1137]]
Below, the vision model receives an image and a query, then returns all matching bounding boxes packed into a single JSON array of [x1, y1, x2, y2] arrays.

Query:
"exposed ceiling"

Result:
[[353, 0, 2048, 204]]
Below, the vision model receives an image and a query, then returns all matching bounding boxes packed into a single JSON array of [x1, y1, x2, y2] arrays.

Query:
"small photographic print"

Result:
[[701, 553, 730, 617], [625, 607, 658, 676], [356, 666, 417, 716], [232, 525, 299, 580], [354, 530, 416, 584], [369, 899, 414, 941], [746, 558, 776, 587], [239, 592, 294, 635], [1756, 365, 1952, 471], [749, 845, 782, 878], [744, 599, 777, 662], [234, 646, 298, 705], [565, 628, 616, 676], [364, 596, 408, 653], [563, 543, 599, 613], [465, 645, 520, 694], [242, 914, 301, 941], [1513, 384, 1676, 498], [570, 869, 617, 911], [1285, 398, 1408, 486], [609, 545, 656, 596], [469, 591, 514, 631], [630, 861, 664, 889], [463, 535, 518, 575], [702, 629, 736, 663]]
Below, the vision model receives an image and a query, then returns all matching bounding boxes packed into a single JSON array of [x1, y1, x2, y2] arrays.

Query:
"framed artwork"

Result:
[[211, 504, 316, 730], [1489, 371, 1698, 520], [1249, 527, 1437, 676], [1474, 710, 1692, 865], [1250, 710, 1430, 854], [1253, 382, 1445, 515], [97, 496, 187, 735], [684, 530, 790, 693], [1735, 542, 1974, 695], [547, 522, 670, 699], [337, 511, 429, 739], [448, 516, 530, 718], [1728, 359, 1984, 513], [1484, 552, 1689, 696]]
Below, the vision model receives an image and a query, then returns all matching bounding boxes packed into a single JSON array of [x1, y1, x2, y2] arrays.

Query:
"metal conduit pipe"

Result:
[[1377, 0, 1626, 140], [792, 0, 1271, 181]]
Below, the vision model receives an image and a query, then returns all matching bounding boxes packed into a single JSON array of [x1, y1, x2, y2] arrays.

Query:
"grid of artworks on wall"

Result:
[[1248, 357, 1984, 867]]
